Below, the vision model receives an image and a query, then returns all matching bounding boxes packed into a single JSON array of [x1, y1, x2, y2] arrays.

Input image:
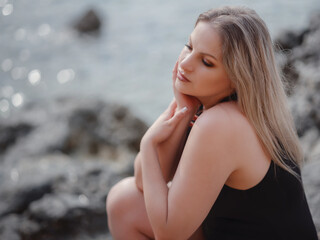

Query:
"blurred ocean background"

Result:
[[1, 0, 320, 124], [1, 2, 320, 239]]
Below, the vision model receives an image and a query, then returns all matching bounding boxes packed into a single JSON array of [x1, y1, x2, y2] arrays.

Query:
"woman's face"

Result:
[[175, 21, 233, 109]]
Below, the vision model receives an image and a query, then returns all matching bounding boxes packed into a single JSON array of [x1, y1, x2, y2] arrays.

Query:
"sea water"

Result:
[[1, 0, 320, 124]]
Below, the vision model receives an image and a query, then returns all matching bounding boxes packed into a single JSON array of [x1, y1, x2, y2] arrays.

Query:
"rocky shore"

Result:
[[0, 97, 147, 240], [1, 10, 320, 240], [275, 11, 320, 236]]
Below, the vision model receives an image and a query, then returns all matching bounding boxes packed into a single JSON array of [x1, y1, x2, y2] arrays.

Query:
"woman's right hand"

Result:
[[172, 61, 200, 113]]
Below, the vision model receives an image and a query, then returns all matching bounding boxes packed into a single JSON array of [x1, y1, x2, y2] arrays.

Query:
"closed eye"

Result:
[[202, 59, 213, 67], [185, 43, 214, 67], [185, 44, 192, 51]]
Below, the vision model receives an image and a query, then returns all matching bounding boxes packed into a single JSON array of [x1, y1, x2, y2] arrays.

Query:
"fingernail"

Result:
[[181, 107, 188, 113]]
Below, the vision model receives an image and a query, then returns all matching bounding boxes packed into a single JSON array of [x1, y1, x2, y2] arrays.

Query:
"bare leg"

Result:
[[106, 176, 205, 240], [106, 177, 154, 240]]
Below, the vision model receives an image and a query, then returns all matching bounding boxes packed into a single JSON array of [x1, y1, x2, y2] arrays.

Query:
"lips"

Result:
[[177, 70, 191, 82]]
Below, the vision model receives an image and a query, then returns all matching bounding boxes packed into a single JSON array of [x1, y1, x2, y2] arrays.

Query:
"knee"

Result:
[[106, 177, 137, 221]]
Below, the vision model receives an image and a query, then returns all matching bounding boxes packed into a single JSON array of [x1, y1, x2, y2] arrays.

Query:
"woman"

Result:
[[107, 6, 318, 240]]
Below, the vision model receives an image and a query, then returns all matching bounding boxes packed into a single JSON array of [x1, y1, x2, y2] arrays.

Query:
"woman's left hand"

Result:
[[141, 100, 189, 147]]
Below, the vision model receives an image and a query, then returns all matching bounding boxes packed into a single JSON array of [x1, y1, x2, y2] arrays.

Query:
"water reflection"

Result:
[[2, 3, 12, 16], [0, 99, 9, 112], [57, 69, 75, 84], [28, 69, 41, 85], [38, 23, 51, 37], [11, 92, 24, 107]]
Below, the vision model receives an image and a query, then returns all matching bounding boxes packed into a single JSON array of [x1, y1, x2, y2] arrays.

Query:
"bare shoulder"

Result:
[[190, 101, 269, 166], [190, 101, 271, 189], [193, 101, 250, 138], [185, 102, 248, 171]]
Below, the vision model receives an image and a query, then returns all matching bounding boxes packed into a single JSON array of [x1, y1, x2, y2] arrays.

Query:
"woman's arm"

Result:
[[134, 106, 196, 192], [134, 62, 200, 192], [140, 104, 239, 240]]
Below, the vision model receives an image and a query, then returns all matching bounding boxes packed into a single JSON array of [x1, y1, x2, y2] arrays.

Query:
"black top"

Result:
[[202, 160, 318, 240]]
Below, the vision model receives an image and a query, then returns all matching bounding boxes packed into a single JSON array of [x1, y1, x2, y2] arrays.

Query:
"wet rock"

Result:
[[73, 9, 102, 34], [0, 97, 146, 240], [0, 124, 33, 156], [0, 97, 146, 164], [275, 12, 320, 94], [0, 178, 52, 217], [276, 11, 320, 143], [275, 29, 309, 51], [275, 11, 320, 235]]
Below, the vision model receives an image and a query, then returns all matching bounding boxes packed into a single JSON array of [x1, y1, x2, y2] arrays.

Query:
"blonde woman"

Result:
[[106, 6, 318, 240]]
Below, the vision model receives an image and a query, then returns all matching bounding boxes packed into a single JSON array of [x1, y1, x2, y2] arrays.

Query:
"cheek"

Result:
[[201, 71, 230, 89]]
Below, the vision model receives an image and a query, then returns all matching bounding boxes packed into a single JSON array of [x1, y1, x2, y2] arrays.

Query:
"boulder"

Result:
[[276, 11, 320, 235], [0, 97, 147, 240], [73, 9, 102, 35], [275, 11, 320, 144]]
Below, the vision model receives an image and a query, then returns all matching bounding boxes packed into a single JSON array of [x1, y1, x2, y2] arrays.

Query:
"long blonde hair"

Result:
[[196, 6, 303, 176]]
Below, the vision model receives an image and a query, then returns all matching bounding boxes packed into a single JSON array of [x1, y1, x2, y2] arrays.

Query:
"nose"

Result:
[[179, 53, 194, 72]]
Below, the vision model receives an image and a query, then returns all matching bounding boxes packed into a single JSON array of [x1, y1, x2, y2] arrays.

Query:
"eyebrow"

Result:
[[201, 52, 218, 61], [189, 36, 218, 61]]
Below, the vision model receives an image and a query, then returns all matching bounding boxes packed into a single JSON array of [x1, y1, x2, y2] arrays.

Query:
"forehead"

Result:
[[190, 21, 222, 59]]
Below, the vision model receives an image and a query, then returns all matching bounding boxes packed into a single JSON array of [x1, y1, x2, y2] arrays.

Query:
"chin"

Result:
[[175, 80, 193, 95]]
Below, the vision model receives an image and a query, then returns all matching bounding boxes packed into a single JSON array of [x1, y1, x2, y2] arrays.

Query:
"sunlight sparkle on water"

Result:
[[28, 69, 41, 85], [0, 99, 9, 112], [2, 3, 13, 16], [57, 69, 75, 84], [1, 59, 13, 72], [38, 23, 51, 37], [11, 93, 24, 107]]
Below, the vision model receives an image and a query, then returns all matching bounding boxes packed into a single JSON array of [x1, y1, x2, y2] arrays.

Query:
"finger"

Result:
[[167, 99, 178, 118], [167, 106, 188, 125], [169, 99, 177, 113], [163, 99, 177, 119]]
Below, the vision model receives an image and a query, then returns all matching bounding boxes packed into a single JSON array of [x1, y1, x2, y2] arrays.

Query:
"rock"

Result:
[[0, 123, 33, 156], [0, 214, 23, 240], [310, 138, 320, 162], [275, 29, 309, 51], [275, 11, 320, 234], [299, 127, 319, 159], [275, 12, 320, 95], [0, 97, 147, 240], [73, 9, 102, 34], [0, 176, 52, 217], [0, 97, 146, 165], [275, 11, 320, 139]]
